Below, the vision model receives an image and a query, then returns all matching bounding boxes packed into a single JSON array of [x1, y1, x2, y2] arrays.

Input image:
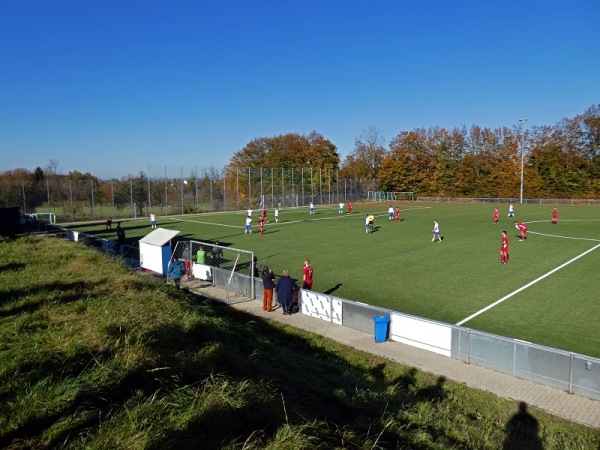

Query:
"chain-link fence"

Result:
[[0, 167, 376, 223]]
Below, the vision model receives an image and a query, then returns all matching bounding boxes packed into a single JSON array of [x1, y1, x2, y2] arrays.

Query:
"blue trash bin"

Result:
[[373, 316, 390, 343]]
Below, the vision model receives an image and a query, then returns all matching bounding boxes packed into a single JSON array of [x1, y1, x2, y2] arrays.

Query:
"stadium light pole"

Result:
[[519, 118, 528, 204]]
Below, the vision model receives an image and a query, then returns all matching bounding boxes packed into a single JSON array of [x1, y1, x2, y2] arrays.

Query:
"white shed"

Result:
[[139, 228, 180, 275]]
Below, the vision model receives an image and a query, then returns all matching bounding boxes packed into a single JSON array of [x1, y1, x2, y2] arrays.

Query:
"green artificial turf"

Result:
[[69, 201, 600, 357]]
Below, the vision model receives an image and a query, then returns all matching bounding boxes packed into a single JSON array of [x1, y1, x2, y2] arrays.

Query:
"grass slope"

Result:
[[1, 235, 599, 449]]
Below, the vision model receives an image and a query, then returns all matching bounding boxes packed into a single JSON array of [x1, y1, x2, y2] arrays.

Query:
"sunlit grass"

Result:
[[0, 235, 598, 448]]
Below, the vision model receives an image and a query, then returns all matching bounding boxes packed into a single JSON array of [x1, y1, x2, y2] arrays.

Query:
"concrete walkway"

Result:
[[195, 284, 600, 429]]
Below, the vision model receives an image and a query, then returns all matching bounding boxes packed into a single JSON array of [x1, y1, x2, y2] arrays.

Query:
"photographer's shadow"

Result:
[[503, 402, 543, 450]]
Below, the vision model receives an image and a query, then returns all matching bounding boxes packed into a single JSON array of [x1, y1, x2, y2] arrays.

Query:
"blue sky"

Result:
[[1, 1, 599, 179]]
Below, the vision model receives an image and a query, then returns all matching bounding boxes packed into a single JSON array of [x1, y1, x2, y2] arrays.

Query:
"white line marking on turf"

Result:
[[456, 242, 600, 327], [528, 231, 600, 242], [168, 218, 241, 228]]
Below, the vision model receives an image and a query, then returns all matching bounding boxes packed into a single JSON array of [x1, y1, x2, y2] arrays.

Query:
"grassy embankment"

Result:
[[1, 235, 598, 449]]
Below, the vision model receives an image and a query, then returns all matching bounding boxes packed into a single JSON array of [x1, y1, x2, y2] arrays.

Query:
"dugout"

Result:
[[139, 228, 180, 276]]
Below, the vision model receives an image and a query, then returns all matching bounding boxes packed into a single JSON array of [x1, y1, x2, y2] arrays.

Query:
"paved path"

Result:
[[194, 284, 600, 429]]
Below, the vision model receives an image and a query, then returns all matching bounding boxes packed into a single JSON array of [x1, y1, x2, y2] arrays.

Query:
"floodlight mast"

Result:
[[519, 118, 529, 204]]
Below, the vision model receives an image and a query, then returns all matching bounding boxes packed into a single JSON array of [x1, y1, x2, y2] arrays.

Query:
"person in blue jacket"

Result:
[[276, 269, 298, 315], [168, 256, 185, 289]]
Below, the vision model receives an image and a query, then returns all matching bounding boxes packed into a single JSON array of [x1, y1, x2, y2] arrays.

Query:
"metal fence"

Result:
[[452, 327, 600, 400], [417, 196, 600, 206], [1, 167, 376, 223]]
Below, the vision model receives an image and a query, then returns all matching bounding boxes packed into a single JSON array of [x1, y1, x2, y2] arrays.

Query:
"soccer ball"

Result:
[[183, 180, 188, 185]]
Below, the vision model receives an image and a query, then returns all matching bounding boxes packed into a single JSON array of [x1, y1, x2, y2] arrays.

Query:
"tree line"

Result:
[[225, 105, 599, 198], [1, 104, 598, 215]]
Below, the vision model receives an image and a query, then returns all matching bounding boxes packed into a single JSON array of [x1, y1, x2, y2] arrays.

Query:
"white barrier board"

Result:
[[331, 298, 343, 325], [301, 290, 332, 322], [390, 312, 452, 357], [192, 263, 213, 281]]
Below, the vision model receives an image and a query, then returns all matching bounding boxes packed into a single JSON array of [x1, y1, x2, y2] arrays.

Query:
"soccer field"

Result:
[[72, 202, 600, 358]]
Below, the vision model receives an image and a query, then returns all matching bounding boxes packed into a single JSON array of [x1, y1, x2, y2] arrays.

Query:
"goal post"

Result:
[[367, 191, 414, 202], [171, 239, 255, 300]]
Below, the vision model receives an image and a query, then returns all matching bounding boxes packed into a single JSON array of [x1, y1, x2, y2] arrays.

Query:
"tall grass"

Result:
[[0, 235, 598, 449]]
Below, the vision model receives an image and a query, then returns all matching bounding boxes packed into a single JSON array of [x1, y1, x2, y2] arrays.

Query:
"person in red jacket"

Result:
[[515, 221, 528, 241], [302, 259, 313, 290]]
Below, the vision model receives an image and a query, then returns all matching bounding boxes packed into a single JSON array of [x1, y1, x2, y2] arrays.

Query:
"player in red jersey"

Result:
[[394, 207, 400, 222], [493, 208, 499, 224], [514, 221, 528, 241], [348, 202, 353, 214], [258, 215, 265, 235], [551, 207, 558, 224], [500, 230, 509, 264], [302, 259, 313, 289]]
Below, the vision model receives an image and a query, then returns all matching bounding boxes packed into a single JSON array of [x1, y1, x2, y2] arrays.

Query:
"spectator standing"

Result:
[[276, 269, 298, 315], [253, 256, 260, 277], [212, 240, 223, 267], [168, 256, 185, 289], [116, 222, 126, 254], [182, 243, 192, 280], [105, 218, 112, 230], [197, 246, 206, 264], [262, 266, 275, 312], [302, 259, 313, 290]]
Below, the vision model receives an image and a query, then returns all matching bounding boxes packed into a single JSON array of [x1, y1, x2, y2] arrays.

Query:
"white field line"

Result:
[[456, 242, 600, 326], [528, 231, 600, 242]]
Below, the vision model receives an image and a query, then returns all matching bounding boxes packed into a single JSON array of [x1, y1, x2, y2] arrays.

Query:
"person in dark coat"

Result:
[[275, 269, 298, 315]]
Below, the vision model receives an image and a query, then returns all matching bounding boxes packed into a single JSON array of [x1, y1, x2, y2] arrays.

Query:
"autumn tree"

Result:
[[341, 126, 387, 179], [228, 131, 339, 169]]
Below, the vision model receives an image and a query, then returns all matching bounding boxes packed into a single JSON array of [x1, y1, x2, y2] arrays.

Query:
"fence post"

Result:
[[466, 329, 471, 364], [568, 353, 574, 394]]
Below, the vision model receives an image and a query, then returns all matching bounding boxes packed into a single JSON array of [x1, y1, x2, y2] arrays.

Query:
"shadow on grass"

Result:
[[1, 287, 462, 449], [0, 262, 26, 272], [503, 402, 543, 450], [323, 283, 342, 295], [0, 281, 104, 318]]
